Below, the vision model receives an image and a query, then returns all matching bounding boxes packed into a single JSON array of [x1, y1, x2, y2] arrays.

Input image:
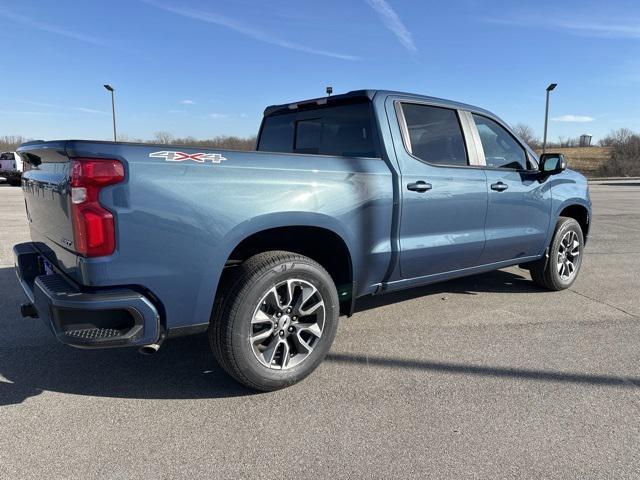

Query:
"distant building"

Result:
[[579, 134, 593, 147]]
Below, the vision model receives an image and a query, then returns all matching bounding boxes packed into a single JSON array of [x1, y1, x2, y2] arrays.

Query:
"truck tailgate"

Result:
[[19, 143, 79, 279]]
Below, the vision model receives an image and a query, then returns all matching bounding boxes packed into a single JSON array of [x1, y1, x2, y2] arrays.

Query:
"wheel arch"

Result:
[[215, 214, 357, 316], [558, 202, 590, 243]]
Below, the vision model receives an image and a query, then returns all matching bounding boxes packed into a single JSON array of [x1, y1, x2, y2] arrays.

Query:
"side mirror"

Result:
[[539, 153, 567, 175]]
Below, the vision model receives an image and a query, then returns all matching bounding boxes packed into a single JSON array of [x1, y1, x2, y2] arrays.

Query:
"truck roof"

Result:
[[263, 89, 494, 118]]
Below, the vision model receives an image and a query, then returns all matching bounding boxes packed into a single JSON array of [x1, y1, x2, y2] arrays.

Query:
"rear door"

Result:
[[390, 99, 488, 279], [470, 113, 551, 263]]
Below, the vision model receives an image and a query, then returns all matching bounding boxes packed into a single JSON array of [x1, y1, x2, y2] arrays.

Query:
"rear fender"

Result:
[[193, 212, 356, 325]]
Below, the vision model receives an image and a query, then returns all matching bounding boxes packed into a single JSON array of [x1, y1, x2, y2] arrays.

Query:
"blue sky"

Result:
[[1, 0, 639, 142]]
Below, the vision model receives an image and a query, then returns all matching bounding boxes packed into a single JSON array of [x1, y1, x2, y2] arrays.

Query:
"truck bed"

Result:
[[18, 140, 394, 334]]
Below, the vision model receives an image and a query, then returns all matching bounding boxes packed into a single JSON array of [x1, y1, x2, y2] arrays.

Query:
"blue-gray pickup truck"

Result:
[[14, 90, 591, 390]]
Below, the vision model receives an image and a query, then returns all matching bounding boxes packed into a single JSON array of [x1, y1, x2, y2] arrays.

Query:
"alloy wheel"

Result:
[[557, 230, 581, 280], [250, 279, 325, 370]]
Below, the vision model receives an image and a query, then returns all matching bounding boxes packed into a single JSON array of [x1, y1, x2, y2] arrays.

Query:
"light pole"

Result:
[[103, 84, 117, 142], [542, 83, 557, 154]]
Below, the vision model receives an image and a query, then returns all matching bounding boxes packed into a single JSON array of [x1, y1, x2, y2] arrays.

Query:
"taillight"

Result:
[[70, 158, 125, 257]]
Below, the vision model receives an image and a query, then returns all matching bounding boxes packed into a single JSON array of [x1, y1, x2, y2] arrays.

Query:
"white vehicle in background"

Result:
[[0, 151, 24, 186]]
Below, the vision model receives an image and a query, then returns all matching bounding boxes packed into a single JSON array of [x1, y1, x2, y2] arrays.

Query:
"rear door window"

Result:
[[400, 103, 468, 166]]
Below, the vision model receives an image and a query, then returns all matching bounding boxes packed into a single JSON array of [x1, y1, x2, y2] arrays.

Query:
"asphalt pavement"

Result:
[[0, 180, 638, 479]]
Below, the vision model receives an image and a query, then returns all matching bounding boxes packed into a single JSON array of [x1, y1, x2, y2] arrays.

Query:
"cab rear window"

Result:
[[258, 102, 379, 158]]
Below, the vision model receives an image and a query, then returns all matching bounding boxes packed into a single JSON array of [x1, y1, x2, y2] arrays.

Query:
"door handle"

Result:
[[490, 181, 508, 192], [407, 181, 432, 192]]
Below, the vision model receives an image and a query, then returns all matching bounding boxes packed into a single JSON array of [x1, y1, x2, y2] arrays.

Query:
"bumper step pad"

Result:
[[64, 328, 123, 340]]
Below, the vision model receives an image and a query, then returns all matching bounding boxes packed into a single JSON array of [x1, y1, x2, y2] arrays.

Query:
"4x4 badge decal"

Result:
[[149, 151, 227, 164]]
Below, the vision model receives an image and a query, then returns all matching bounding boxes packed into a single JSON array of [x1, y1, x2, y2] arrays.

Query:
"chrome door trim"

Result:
[[394, 101, 412, 155], [459, 110, 486, 167]]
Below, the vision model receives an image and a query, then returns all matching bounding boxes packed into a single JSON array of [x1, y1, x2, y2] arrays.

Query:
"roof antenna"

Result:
[[326, 86, 333, 96]]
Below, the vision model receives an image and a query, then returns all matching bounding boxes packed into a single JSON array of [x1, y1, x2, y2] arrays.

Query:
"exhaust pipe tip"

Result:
[[138, 343, 160, 355]]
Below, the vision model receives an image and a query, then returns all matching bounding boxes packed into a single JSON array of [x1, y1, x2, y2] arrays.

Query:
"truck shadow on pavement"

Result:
[[0, 266, 254, 405], [0, 334, 252, 406], [325, 353, 640, 388], [0, 266, 637, 406]]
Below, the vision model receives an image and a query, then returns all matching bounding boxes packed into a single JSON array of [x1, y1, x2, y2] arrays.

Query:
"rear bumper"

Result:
[[13, 242, 161, 349]]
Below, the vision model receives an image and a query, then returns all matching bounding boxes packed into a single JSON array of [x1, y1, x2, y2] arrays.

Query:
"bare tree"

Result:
[[0, 135, 27, 151], [115, 133, 144, 143], [511, 123, 540, 148], [599, 128, 633, 147], [153, 131, 175, 144], [599, 128, 640, 176]]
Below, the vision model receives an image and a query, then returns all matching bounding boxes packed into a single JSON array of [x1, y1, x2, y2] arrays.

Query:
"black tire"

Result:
[[530, 217, 584, 291], [209, 251, 339, 391], [7, 178, 21, 187]]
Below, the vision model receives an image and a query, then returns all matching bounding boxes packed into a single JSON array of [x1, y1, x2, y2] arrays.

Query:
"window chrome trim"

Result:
[[394, 101, 412, 155], [458, 110, 485, 166]]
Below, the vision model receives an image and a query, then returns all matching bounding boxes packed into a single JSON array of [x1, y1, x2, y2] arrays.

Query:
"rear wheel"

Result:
[[7, 177, 21, 186], [530, 217, 584, 290], [209, 251, 339, 391]]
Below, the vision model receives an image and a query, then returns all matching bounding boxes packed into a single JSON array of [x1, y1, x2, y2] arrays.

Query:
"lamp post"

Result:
[[103, 84, 117, 142], [542, 83, 557, 154]]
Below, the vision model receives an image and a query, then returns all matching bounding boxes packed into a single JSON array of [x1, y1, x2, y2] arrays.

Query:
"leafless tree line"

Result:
[[117, 132, 257, 150], [597, 128, 640, 177], [511, 125, 640, 176], [147, 132, 256, 150], [0, 133, 257, 152], [0, 135, 27, 152], [511, 124, 586, 149]]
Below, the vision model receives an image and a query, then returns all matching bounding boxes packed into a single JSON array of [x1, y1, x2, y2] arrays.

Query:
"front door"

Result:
[[471, 113, 552, 264], [393, 101, 488, 279]]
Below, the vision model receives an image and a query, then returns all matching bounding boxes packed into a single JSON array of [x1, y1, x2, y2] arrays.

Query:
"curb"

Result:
[[588, 177, 640, 182]]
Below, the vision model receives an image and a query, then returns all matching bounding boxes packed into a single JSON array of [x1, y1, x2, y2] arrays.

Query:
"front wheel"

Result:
[[530, 217, 584, 291], [209, 251, 339, 391]]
